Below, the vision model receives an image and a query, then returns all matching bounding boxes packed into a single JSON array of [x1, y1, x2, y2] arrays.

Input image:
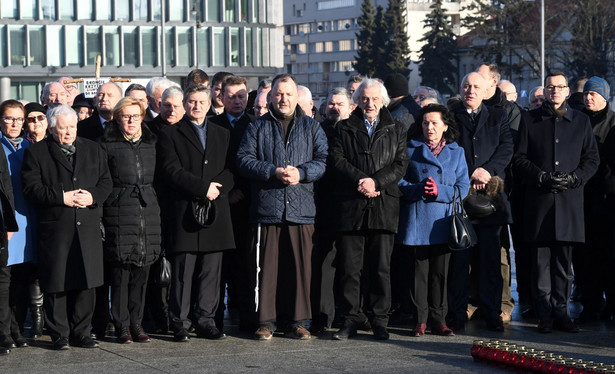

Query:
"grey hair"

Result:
[[327, 87, 351, 103], [352, 78, 390, 107], [146, 77, 177, 97], [297, 85, 312, 102], [46, 104, 77, 129], [162, 86, 184, 102], [413, 85, 440, 102], [40, 82, 67, 104], [529, 86, 544, 99], [258, 79, 272, 90]]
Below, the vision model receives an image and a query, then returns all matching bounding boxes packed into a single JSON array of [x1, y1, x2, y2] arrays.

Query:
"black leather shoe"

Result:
[[0, 335, 16, 348], [12, 333, 28, 348], [53, 337, 70, 350], [357, 319, 372, 332], [372, 325, 389, 340], [196, 325, 226, 340], [332, 325, 357, 340], [449, 319, 466, 333], [173, 329, 190, 342], [0, 347, 8, 355], [554, 317, 579, 333], [72, 336, 99, 348], [537, 318, 553, 333], [486, 317, 504, 332]]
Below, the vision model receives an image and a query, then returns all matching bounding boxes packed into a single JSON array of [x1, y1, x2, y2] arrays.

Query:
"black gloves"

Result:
[[538, 171, 580, 193]]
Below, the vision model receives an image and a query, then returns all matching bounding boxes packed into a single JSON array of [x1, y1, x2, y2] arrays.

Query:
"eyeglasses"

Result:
[[2, 116, 24, 125], [26, 115, 46, 124], [119, 114, 141, 121], [546, 85, 568, 92]]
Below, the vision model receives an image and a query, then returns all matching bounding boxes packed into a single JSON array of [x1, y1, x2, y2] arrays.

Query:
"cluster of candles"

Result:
[[471, 340, 615, 373]]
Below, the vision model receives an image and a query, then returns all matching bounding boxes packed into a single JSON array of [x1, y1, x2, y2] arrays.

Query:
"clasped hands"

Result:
[[63, 189, 93, 208], [275, 166, 301, 186], [538, 171, 578, 194], [358, 177, 380, 198]]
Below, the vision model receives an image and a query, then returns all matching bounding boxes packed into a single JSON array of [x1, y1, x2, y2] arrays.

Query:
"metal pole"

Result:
[[161, 0, 166, 77], [540, 0, 545, 84]]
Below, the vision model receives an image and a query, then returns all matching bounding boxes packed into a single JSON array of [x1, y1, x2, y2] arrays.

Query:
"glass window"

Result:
[[21, 82, 40, 102], [0, 26, 5, 66], [230, 27, 239, 66], [152, 0, 161, 21], [9, 26, 26, 66], [20, 0, 38, 19], [245, 28, 252, 66], [197, 27, 209, 67], [116, 1, 129, 21], [123, 26, 138, 66], [29, 26, 45, 66], [207, 0, 219, 22], [224, 0, 235, 22], [251, 0, 258, 23], [257, 27, 262, 66], [95, 0, 111, 20], [165, 27, 175, 66], [168, 0, 183, 21], [86, 26, 102, 65], [65, 25, 82, 65], [59, 0, 74, 20], [46, 25, 64, 66], [41, 0, 55, 19], [298, 43, 306, 54], [177, 27, 192, 67], [2, 0, 17, 19], [9, 84, 18, 101], [141, 26, 157, 66], [134, 0, 148, 20], [104, 26, 120, 66], [239, 0, 247, 22], [77, 0, 92, 19], [213, 27, 225, 66]]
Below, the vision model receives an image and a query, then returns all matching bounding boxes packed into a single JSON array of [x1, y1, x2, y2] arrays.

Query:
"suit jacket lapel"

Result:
[[47, 139, 74, 173], [178, 120, 205, 155]]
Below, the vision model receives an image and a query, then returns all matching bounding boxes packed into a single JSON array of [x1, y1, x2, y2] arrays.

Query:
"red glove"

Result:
[[424, 177, 438, 197]]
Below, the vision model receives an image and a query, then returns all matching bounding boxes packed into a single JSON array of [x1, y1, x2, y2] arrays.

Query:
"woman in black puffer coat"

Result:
[[101, 97, 161, 344]]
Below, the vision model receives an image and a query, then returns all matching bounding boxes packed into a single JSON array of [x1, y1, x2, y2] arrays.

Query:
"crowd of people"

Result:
[[0, 63, 611, 353]]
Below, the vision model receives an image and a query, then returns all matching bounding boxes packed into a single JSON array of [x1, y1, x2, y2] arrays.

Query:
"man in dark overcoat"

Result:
[[156, 84, 235, 342], [22, 104, 112, 349], [514, 71, 599, 333], [330, 78, 409, 341], [448, 72, 514, 332]]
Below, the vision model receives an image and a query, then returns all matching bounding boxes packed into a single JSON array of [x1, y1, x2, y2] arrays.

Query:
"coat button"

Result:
[[473, 136, 477, 140], [422, 169, 428, 173], [474, 154, 478, 158], [73, 177, 77, 181], [204, 160, 208, 164], [76, 221, 81, 226], [555, 139, 559, 143], [555, 161, 560, 166]]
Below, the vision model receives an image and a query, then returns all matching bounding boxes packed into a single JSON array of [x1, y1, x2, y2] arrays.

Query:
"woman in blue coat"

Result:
[[396, 104, 469, 337]]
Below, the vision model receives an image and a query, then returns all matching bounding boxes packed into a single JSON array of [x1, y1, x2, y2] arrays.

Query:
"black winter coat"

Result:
[[514, 102, 599, 243], [331, 107, 409, 233], [156, 116, 235, 253], [22, 137, 112, 292], [100, 123, 161, 267]]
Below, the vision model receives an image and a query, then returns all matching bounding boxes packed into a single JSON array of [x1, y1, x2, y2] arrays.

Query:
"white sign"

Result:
[[83, 78, 111, 98]]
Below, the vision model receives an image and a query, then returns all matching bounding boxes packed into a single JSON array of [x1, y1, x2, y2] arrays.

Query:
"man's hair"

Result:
[[162, 86, 184, 102], [221, 76, 248, 95], [347, 74, 363, 84], [352, 78, 390, 107], [478, 63, 501, 83], [413, 86, 440, 102], [529, 86, 544, 99], [186, 69, 209, 86], [211, 72, 234, 87], [297, 85, 312, 102], [40, 82, 67, 104], [545, 71, 569, 86], [271, 74, 297, 90], [47, 104, 77, 128], [125, 83, 146, 96], [574, 77, 589, 92], [146, 77, 176, 97], [183, 84, 210, 101], [258, 79, 272, 90], [327, 87, 351, 103]]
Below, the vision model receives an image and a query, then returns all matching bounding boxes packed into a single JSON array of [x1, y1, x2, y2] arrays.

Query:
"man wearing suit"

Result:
[[447, 72, 514, 332], [156, 84, 235, 342], [22, 105, 112, 350], [77, 82, 122, 141], [209, 76, 256, 331]]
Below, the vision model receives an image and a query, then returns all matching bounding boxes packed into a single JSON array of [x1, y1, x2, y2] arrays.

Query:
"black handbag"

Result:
[[191, 198, 216, 227], [449, 186, 478, 251], [154, 252, 171, 287], [463, 189, 496, 218]]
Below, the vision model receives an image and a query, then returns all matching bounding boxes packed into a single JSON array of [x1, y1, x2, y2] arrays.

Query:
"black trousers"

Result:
[[0, 264, 9, 337], [110, 263, 150, 330], [531, 243, 573, 320], [9, 262, 38, 335], [44, 288, 95, 341], [169, 251, 223, 332], [311, 228, 337, 329], [337, 230, 394, 328], [410, 245, 450, 325], [448, 224, 503, 322]]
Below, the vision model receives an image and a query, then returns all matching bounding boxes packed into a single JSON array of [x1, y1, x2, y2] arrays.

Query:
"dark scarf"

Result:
[[424, 137, 447, 157], [545, 100, 568, 118], [56, 141, 76, 162]]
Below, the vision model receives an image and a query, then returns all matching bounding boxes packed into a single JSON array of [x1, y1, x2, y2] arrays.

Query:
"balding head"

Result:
[[41, 82, 70, 109], [460, 72, 487, 111], [95, 82, 123, 120], [499, 80, 517, 102]]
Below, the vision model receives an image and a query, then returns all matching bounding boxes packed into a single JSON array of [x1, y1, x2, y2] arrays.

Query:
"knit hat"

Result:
[[583, 76, 610, 101], [383, 73, 409, 98], [24, 102, 46, 116]]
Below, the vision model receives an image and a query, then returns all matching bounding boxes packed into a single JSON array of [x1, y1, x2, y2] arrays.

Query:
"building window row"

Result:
[[288, 60, 354, 75], [286, 18, 357, 36], [0, 24, 263, 68], [288, 40, 355, 55], [1, 0, 265, 24]]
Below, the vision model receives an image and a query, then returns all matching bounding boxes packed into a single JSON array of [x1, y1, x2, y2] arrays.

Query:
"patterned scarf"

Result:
[[424, 137, 447, 157]]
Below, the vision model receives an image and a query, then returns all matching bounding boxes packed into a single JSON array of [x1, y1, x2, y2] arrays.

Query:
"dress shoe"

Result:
[[0, 347, 8, 355], [285, 326, 310, 340], [449, 319, 465, 333], [412, 323, 427, 337], [521, 307, 536, 320], [53, 337, 70, 350], [554, 317, 579, 333], [72, 336, 99, 348], [372, 325, 389, 340], [486, 316, 504, 332], [432, 323, 455, 336], [117, 326, 133, 344], [0, 335, 16, 348], [332, 325, 357, 340], [12, 333, 28, 348], [254, 326, 273, 341], [196, 325, 226, 340], [130, 325, 151, 343], [173, 329, 190, 342], [537, 318, 553, 333], [357, 319, 372, 332]]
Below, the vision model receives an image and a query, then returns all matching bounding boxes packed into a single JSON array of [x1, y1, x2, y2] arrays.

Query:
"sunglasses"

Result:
[[26, 115, 46, 123]]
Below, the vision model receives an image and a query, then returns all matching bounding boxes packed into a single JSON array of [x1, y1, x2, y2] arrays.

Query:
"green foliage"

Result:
[[353, 0, 377, 77]]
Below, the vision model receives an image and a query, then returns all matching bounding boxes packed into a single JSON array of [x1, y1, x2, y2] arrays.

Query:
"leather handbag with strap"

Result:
[[449, 186, 478, 251]]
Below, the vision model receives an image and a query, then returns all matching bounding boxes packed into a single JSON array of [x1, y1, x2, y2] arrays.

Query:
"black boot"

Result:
[[30, 306, 44, 339]]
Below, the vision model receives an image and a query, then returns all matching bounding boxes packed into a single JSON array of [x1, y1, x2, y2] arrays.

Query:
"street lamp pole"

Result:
[[540, 0, 545, 84], [161, 0, 166, 77]]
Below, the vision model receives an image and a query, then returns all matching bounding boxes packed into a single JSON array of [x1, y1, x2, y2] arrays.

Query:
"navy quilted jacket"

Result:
[[237, 106, 328, 224]]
